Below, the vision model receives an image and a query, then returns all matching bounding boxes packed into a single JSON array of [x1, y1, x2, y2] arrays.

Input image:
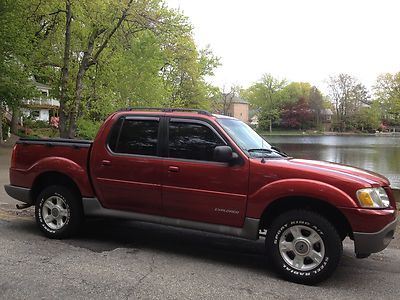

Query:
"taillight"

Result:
[[10, 145, 17, 168]]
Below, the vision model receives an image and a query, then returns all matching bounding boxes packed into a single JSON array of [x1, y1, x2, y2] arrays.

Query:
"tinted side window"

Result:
[[168, 122, 225, 161], [115, 119, 159, 156], [108, 117, 123, 152]]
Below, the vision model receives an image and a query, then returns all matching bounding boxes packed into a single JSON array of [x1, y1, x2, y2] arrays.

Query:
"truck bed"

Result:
[[10, 138, 94, 196]]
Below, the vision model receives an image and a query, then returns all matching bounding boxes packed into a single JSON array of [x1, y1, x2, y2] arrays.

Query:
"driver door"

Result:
[[162, 118, 249, 227]]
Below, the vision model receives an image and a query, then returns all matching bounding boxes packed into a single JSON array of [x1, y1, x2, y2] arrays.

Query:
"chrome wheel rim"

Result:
[[278, 225, 325, 271], [41, 196, 70, 230]]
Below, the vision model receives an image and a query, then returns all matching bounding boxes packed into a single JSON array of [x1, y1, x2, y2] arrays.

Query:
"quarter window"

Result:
[[168, 121, 225, 161], [109, 118, 159, 156]]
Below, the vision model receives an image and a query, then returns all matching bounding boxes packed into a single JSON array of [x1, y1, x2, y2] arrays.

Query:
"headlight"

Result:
[[356, 187, 390, 208]]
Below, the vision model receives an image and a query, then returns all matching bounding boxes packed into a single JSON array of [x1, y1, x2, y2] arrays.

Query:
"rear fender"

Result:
[[28, 157, 93, 197]]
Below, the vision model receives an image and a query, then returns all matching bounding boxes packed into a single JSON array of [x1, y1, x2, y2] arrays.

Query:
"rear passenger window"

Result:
[[109, 118, 159, 156], [108, 118, 123, 152], [168, 122, 225, 161]]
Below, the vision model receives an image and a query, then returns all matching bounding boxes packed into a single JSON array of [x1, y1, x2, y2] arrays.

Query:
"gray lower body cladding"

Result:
[[82, 197, 260, 240], [4, 185, 32, 205], [353, 218, 398, 255]]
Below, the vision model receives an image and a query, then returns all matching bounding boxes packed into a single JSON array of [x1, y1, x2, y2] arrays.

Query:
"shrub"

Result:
[[77, 118, 102, 140]]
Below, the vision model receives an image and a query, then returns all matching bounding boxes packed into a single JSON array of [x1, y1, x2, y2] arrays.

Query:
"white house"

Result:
[[21, 80, 59, 122]]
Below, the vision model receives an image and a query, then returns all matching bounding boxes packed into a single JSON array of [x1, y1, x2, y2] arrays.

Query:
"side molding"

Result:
[[82, 198, 260, 240]]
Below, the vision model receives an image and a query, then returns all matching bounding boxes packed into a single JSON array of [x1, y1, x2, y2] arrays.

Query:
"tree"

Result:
[[327, 74, 370, 131], [352, 101, 380, 132], [243, 74, 287, 132], [0, 0, 38, 136], [281, 97, 313, 130], [14, 0, 220, 139], [373, 72, 400, 125], [309, 86, 325, 127]]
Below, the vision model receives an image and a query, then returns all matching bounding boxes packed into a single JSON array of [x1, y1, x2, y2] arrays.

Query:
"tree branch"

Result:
[[91, 0, 134, 63]]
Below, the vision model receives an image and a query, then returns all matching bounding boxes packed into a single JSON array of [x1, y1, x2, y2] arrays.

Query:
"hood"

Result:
[[287, 158, 390, 187]]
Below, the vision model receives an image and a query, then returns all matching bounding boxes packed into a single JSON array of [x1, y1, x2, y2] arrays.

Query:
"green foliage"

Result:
[[373, 72, 400, 125], [23, 119, 49, 129], [327, 74, 371, 131], [243, 75, 327, 132], [242, 74, 287, 131], [76, 118, 102, 140], [351, 102, 381, 132], [0, 0, 38, 109], [1, 0, 221, 138]]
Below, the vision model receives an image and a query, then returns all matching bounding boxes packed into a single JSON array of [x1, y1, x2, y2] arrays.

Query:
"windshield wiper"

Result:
[[247, 148, 272, 153], [247, 148, 288, 158], [271, 146, 288, 157]]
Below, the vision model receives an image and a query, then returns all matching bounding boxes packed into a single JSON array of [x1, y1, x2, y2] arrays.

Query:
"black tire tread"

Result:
[[35, 185, 83, 239]]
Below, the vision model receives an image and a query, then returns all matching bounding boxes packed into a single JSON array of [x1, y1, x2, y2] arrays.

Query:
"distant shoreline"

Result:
[[259, 130, 400, 137]]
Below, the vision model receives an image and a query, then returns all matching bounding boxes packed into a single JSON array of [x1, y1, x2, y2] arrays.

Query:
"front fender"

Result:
[[246, 178, 358, 219]]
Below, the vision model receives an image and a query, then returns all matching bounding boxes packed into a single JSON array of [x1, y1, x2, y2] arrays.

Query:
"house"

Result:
[[21, 80, 59, 123], [250, 115, 259, 126], [218, 93, 250, 123], [320, 108, 333, 131]]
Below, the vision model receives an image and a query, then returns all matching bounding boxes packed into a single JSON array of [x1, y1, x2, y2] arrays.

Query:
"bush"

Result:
[[24, 118, 49, 129], [77, 118, 102, 140]]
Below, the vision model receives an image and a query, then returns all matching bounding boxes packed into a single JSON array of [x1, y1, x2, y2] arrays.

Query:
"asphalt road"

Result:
[[0, 146, 400, 299]]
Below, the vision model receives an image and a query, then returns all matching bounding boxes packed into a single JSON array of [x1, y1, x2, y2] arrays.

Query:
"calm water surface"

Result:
[[264, 135, 400, 189]]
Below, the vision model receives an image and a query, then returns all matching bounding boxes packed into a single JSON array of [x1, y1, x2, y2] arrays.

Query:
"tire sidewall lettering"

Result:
[[274, 220, 327, 277], [38, 192, 70, 234]]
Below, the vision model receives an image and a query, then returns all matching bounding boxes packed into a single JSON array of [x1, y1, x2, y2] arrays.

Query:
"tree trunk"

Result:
[[269, 119, 272, 133], [67, 61, 88, 138], [59, 0, 72, 138], [0, 107, 3, 144], [10, 107, 19, 135], [66, 3, 132, 138]]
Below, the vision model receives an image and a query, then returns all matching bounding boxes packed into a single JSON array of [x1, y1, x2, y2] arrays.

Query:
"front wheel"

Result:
[[265, 210, 342, 285], [35, 185, 83, 239]]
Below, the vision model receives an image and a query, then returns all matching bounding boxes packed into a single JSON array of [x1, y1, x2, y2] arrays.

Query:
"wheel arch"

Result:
[[259, 196, 353, 240], [31, 171, 82, 204]]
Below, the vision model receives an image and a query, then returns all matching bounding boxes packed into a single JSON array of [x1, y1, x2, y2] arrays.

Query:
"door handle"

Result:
[[168, 166, 179, 173], [101, 160, 111, 166]]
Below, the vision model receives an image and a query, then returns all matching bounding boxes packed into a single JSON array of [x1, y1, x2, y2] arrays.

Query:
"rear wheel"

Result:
[[265, 210, 342, 285], [35, 185, 83, 239]]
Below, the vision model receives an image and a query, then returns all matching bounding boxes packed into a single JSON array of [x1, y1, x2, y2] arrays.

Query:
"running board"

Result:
[[82, 198, 260, 240]]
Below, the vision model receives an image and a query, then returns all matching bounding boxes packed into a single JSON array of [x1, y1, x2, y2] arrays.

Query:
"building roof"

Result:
[[31, 77, 51, 91], [221, 93, 249, 104]]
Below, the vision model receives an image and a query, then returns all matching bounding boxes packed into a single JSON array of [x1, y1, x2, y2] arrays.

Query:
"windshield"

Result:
[[216, 118, 285, 158]]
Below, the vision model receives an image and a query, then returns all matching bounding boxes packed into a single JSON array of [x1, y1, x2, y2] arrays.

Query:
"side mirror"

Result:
[[214, 146, 238, 163]]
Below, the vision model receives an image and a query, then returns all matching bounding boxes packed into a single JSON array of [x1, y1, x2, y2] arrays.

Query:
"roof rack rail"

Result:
[[117, 107, 212, 116]]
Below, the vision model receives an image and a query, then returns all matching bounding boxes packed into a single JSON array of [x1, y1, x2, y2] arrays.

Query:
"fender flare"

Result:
[[29, 157, 94, 197], [247, 178, 358, 219]]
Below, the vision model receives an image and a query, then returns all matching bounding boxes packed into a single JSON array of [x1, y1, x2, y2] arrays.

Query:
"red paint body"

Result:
[[9, 111, 397, 234]]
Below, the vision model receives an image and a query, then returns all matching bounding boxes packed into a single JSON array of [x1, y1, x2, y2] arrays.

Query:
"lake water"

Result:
[[264, 135, 400, 189]]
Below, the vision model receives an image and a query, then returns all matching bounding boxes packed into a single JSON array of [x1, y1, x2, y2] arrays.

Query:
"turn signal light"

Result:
[[357, 191, 374, 207]]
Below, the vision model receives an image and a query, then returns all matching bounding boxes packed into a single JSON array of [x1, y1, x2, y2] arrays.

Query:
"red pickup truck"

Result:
[[5, 108, 397, 284]]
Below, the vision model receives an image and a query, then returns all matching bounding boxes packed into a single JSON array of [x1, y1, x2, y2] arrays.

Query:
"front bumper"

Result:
[[4, 185, 32, 205], [353, 217, 398, 255]]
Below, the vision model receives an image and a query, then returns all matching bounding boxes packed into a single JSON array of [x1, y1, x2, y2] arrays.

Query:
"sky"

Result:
[[166, 0, 400, 94]]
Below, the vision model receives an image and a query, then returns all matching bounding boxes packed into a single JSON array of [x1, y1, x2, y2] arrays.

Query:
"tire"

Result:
[[35, 185, 83, 239], [265, 210, 342, 285]]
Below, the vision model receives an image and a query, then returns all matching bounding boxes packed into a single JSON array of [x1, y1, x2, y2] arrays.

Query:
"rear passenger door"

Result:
[[162, 118, 249, 227], [91, 116, 164, 214]]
